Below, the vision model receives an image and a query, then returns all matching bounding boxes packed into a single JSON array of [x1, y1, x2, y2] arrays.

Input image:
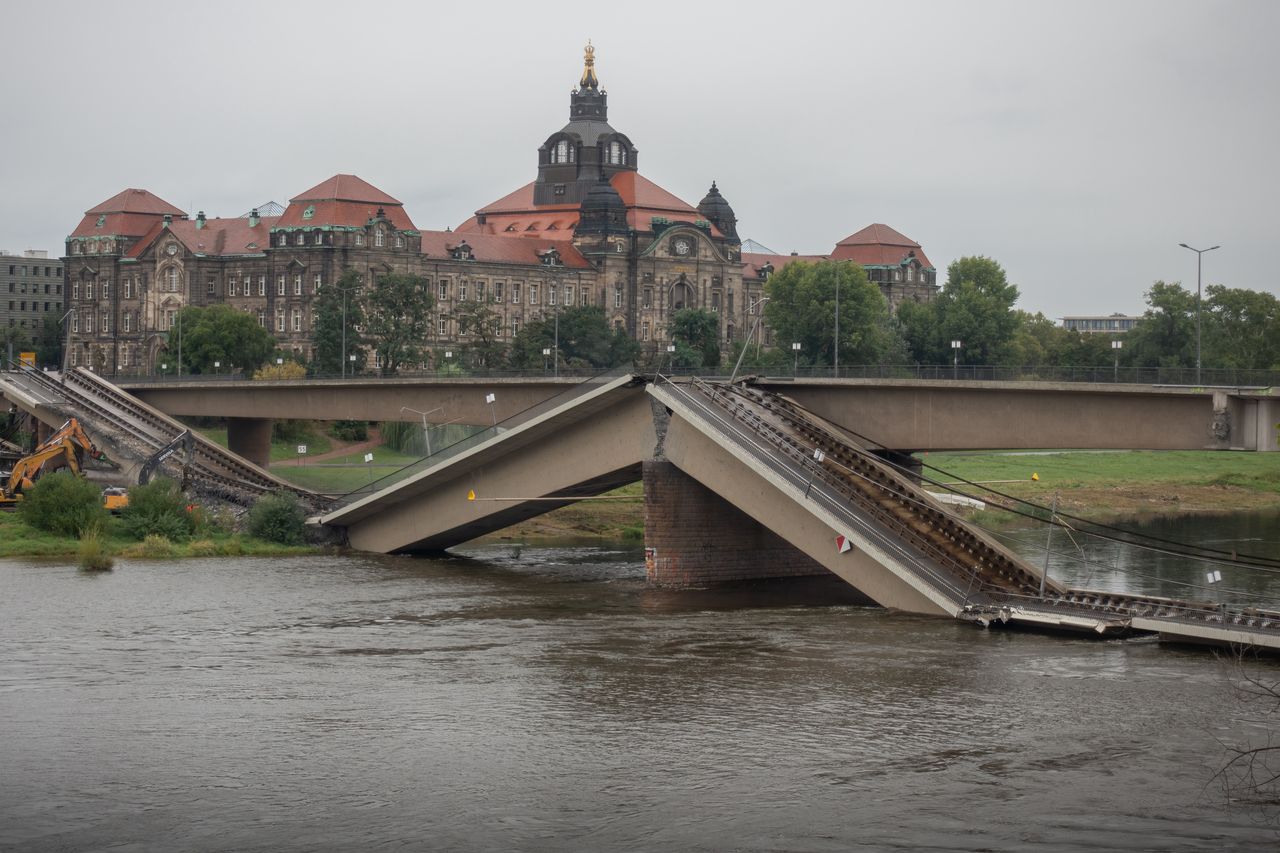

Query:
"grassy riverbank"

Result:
[[0, 511, 318, 560], [490, 449, 1280, 541]]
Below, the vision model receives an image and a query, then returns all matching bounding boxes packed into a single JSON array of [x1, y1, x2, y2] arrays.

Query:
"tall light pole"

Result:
[[833, 267, 841, 377], [730, 297, 769, 384], [1111, 339, 1123, 383], [951, 339, 962, 379], [58, 307, 75, 381], [792, 341, 801, 375], [401, 405, 443, 457], [1178, 242, 1220, 385]]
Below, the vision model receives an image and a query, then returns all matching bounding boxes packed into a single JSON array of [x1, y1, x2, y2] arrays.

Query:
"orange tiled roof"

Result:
[[457, 172, 719, 239], [277, 174, 417, 231], [419, 231, 590, 269], [830, 223, 933, 269], [124, 216, 281, 259], [87, 188, 185, 217], [740, 252, 829, 280]]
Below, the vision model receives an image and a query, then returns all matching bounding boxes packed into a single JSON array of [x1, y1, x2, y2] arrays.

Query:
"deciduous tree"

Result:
[[361, 273, 433, 374], [166, 304, 276, 375], [764, 260, 899, 366], [312, 269, 367, 375]]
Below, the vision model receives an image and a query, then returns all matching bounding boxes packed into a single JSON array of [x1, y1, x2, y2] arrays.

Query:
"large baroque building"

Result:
[[64, 45, 937, 375]]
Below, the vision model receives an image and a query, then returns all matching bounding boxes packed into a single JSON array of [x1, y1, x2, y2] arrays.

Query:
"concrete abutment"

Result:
[[643, 458, 831, 586], [226, 417, 273, 469]]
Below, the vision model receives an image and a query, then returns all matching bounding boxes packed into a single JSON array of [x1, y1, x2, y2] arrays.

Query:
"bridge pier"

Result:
[[226, 417, 273, 470], [643, 459, 831, 587]]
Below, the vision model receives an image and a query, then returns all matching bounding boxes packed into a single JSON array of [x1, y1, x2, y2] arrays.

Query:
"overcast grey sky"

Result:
[[3, 0, 1276, 318]]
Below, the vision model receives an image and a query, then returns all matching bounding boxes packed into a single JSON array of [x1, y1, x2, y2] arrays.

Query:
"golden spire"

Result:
[[580, 40, 598, 90]]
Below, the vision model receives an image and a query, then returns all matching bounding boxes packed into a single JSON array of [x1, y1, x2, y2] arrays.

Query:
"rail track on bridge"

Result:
[[4, 367, 330, 512], [668, 377, 1280, 648]]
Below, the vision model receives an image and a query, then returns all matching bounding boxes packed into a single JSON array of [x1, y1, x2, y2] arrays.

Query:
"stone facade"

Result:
[[62, 46, 938, 376]]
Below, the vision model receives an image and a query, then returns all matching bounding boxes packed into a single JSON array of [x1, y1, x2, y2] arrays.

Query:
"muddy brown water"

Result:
[[2, 512, 1279, 851]]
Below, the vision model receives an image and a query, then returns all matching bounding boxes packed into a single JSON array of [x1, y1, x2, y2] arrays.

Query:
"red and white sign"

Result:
[[835, 535, 853, 554]]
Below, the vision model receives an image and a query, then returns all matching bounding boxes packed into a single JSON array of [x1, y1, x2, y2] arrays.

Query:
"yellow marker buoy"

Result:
[[467, 489, 476, 501], [1031, 472, 1039, 481]]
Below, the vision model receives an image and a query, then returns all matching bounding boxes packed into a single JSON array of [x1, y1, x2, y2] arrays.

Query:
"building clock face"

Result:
[[673, 238, 692, 256], [167, 244, 178, 256]]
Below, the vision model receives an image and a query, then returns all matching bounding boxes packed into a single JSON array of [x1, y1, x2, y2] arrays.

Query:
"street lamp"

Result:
[[485, 392, 497, 427], [542, 347, 551, 373], [401, 405, 443, 457], [1178, 242, 1220, 385], [57, 307, 75, 380], [730, 297, 770, 384], [1111, 339, 1123, 383], [834, 266, 841, 377], [792, 341, 801, 375], [951, 340, 962, 379]]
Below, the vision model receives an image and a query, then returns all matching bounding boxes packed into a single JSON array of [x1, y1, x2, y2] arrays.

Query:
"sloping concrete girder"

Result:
[[325, 377, 655, 553], [649, 385, 957, 617]]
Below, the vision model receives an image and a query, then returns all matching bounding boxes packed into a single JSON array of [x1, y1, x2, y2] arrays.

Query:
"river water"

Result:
[[3, 513, 1280, 852]]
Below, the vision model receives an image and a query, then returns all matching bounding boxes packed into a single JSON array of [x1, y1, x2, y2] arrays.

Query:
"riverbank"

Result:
[[0, 511, 319, 559], [488, 449, 1280, 540]]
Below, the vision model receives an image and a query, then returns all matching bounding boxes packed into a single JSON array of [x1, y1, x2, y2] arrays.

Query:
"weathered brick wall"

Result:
[[643, 459, 830, 586]]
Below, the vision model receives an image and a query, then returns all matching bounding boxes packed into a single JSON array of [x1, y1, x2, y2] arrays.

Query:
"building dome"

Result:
[[576, 177, 628, 236], [697, 181, 739, 242]]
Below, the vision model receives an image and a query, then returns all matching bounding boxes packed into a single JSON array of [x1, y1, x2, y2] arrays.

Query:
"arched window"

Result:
[[375, 227, 385, 248], [165, 267, 180, 293], [552, 139, 574, 164], [608, 141, 627, 165]]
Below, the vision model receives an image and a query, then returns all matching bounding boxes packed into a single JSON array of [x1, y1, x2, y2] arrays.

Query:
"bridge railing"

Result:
[[98, 363, 1280, 388], [326, 367, 635, 509], [654, 374, 978, 606]]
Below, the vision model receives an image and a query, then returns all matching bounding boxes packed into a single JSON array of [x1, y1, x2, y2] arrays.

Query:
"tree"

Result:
[[669, 308, 722, 369], [764, 260, 900, 366], [509, 306, 637, 369], [361, 273, 433, 374], [452, 299, 506, 369], [899, 256, 1021, 365], [1203, 285, 1280, 370], [166, 304, 275, 375], [1, 325, 31, 364], [34, 318, 63, 368], [1125, 281, 1196, 368], [312, 269, 367, 375]]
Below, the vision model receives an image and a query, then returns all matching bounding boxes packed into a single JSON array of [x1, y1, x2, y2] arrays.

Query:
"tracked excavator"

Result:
[[0, 418, 106, 508]]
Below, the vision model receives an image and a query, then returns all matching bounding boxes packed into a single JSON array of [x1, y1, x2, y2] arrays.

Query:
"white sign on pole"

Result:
[[297, 445, 307, 455], [813, 448, 825, 463], [485, 393, 496, 404], [363, 452, 374, 463], [1206, 570, 1223, 584]]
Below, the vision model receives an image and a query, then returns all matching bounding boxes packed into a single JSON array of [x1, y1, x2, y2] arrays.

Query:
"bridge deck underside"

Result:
[[324, 381, 655, 554]]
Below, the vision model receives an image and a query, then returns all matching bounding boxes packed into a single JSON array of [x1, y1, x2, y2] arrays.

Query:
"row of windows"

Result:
[[7, 281, 61, 295], [274, 228, 404, 249], [6, 264, 61, 277], [5, 301, 59, 313]]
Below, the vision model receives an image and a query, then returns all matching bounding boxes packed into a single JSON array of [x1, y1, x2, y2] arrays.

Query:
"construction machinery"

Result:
[[0, 418, 106, 507]]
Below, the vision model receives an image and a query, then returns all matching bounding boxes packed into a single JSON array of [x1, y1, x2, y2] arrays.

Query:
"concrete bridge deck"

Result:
[[118, 373, 1280, 454]]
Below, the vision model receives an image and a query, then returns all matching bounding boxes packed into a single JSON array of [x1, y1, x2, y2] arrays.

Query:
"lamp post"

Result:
[[58, 307, 75, 380], [1111, 339, 1123, 383], [792, 341, 801, 375], [833, 268, 841, 377], [730, 297, 770, 384], [951, 340, 962, 379], [176, 308, 182, 377], [1178, 242, 1220, 385], [485, 392, 497, 427], [401, 405, 443, 457]]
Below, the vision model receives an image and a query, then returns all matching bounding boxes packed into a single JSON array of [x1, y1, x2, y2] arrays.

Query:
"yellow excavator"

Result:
[[0, 418, 110, 508]]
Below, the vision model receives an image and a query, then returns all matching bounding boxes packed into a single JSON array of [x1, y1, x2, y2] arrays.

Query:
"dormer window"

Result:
[[374, 227, 385, 248], [451, 242, 474, 261], [607, 140, 627, 165], [551, 139, 575, 164], [278, 233, 287, 246], [540, 248, 561, 267], [296, 232, 305, 246]]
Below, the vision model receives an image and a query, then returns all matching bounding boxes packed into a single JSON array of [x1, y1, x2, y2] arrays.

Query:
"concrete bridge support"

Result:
[[643, 459, 834, 587], [226, 417, 273, 470]]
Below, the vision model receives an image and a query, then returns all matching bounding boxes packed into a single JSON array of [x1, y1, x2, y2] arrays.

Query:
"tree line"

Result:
[[129, 260, 1280, 376]]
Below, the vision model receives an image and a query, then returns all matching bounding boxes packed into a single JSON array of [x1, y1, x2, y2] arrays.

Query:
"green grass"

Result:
[[0, 510, 317, 559], [196, 426, 333, 461], [269, 464, 410, 494], [919, 450, 1280, 493]]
